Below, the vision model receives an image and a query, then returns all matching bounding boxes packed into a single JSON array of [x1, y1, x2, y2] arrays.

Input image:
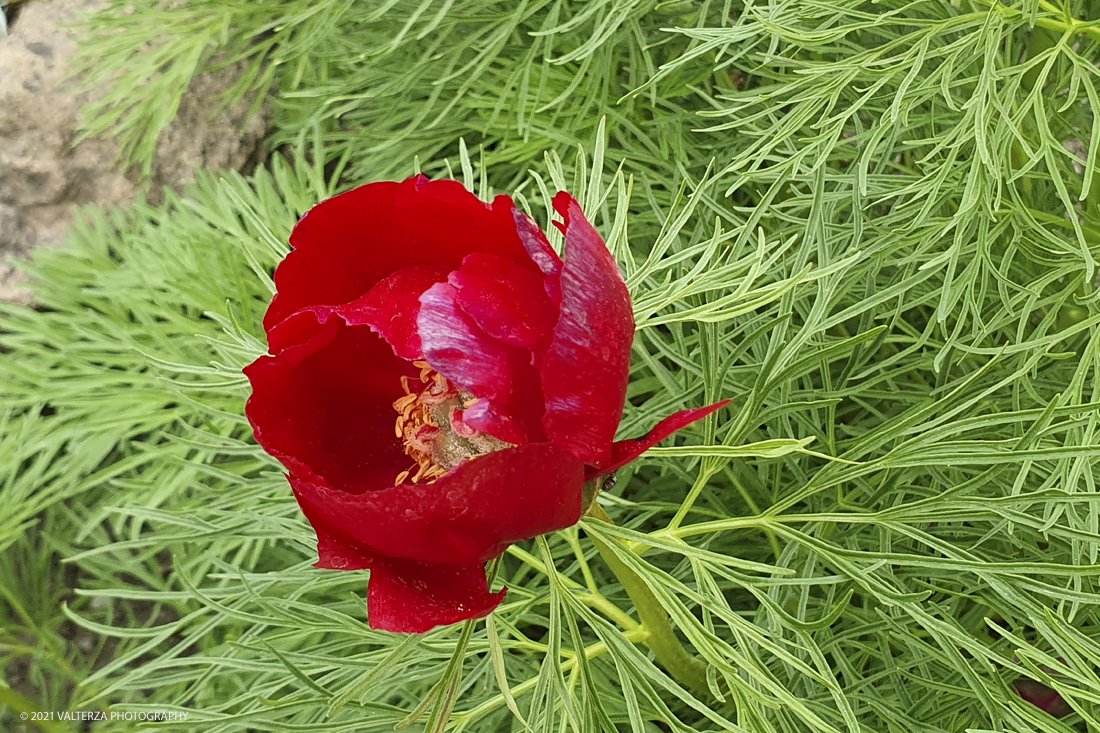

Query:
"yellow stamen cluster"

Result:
[[393, 361, 453, 485], [391, 361, 513, 486]]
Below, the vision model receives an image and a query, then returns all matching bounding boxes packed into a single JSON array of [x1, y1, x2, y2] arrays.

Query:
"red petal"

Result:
[[513, 209, 562, 277], [540, 193, 635, 469], [395, 177, 538, 275], [245, 309, 417, 494], [419, 281, 546, 444], [309, 514, 505, 633], [451, 253, 558, 350], [513, 208, 563, 303], [367, 558, 505, 633], [264, 177, 534, 332], [461, 400, 529, 446], [290, 442, 585, 565], [315, 522, 376, 571], [589, 400, 731, 480], [353, 265, 448, 359], [265, 181, 399, 331]]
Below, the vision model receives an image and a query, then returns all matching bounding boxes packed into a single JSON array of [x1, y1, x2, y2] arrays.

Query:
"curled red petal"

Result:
[[540, 193, 635, 469], [314, 522, 376, 571], [265, 181, 399, 331], [367, 558, 505, 633], [396, 179, 536, 274], [264, 177, 534, 332], [513, 209, 562, 277], [451, 252, 558, 351], [352, 265, 449, 359], [513, 208, 563, 304], [245, 316, 342, 487], [245, 309, 416, 495], [308, 490, 506, 633], [588, 400, 731, 480], [419, 281, 546, 443], [290, 442, 585, 565]]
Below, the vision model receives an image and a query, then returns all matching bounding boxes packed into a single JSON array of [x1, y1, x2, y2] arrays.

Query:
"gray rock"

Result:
[[150, 64, 270, 201], [0, 0, 269, 304]]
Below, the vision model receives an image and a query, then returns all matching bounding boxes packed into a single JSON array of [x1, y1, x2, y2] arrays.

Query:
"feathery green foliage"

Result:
[[3, 0, 1100, 731]]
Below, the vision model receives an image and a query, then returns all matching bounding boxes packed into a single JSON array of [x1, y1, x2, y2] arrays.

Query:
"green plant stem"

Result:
[[979, 0, 1100, 44], [584, 501, 713, 699]]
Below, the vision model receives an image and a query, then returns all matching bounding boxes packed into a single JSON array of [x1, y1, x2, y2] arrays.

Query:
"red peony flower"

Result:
[[1013, 679, 1071, 718], [244, 176, 727, 633]]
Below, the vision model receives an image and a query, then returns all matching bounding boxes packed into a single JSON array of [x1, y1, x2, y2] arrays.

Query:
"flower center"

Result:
[[392, 361, 510, 484]]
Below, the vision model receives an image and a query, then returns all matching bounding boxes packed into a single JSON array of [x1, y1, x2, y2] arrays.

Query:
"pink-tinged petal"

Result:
[[367, 558, 505, 633], [290, 442, 585, 565], [418, 281, 514, 415], [265, 177, 535, 332], [589, 400, 731, 480], [419, 281, 546, 443], [513, 208, 563, 304], [245, 310, 418, 495], [351, 265, 448, 359], [461, 400, 528, 446], [450, 253, 558, 351], [540, 193, 635, 469]]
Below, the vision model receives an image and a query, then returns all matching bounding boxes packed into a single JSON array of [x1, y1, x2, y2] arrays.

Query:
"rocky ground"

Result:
[[0, 0, 269, 304]]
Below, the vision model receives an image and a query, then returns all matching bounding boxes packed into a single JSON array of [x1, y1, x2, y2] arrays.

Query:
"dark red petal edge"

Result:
[[308, 498, 506, 634], [1013, 680, 1072, 717], [539, 193, 635, 469], [265, 177, 536, 333], [314, 521, 376, 571], [247, 308, 418, 495], [350, 265, 449, 360], [368, 558, 505, 634], [311, 503, 505, 634], [290, 441, 586, 566], [245, 315, 342, 488], [587, 400, 731, 480]]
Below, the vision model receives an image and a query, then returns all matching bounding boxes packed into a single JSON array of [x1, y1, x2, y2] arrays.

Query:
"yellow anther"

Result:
[[391, 363, 508, 486], [393, 364, 457, 485]]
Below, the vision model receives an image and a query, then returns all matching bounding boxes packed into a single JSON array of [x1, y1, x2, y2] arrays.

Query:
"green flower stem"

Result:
[[584, 501, 713, 699], [505, 544, 640, 630], [455, 627, 650, 724]]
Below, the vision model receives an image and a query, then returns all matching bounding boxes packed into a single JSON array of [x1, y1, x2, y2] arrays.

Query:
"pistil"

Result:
[[392, 361, 510, 485]]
